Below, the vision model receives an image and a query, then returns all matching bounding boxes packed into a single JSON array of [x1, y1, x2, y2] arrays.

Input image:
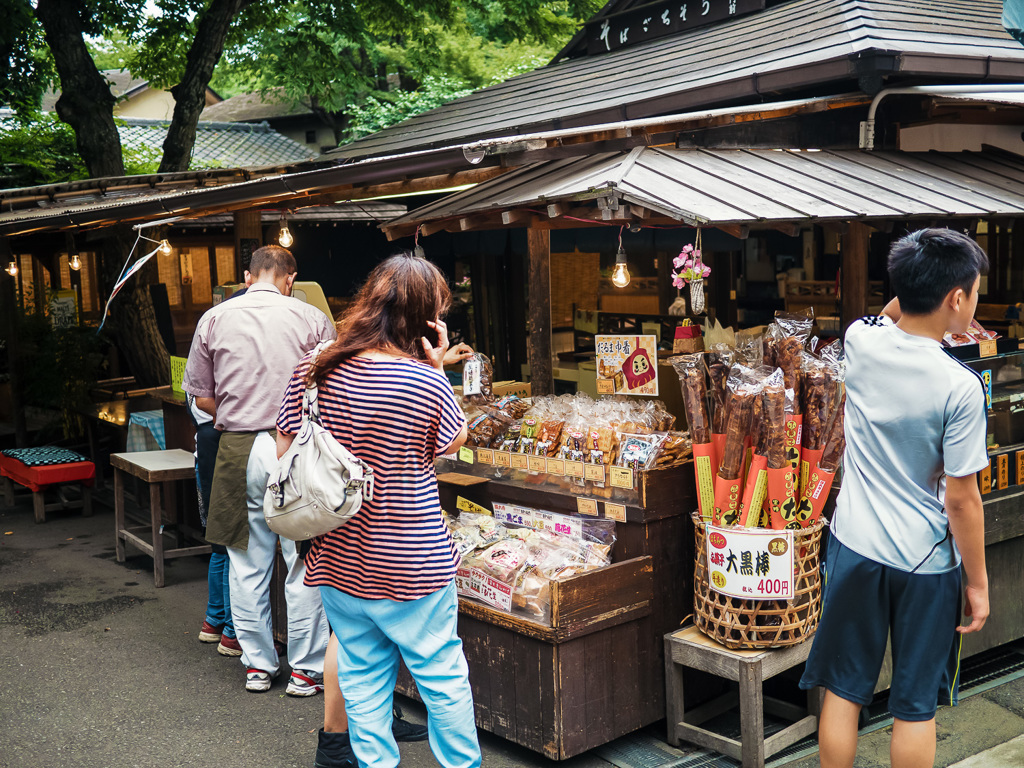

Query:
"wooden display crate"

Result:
[[397, 556, 655, 759]]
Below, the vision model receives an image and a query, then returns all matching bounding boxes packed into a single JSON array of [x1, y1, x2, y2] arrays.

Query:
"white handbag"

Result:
[[264, 345, 373, 541]]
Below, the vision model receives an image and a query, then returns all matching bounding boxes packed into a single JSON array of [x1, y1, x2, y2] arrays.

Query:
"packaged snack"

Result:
[[655, 431, 693, 468], [616, 432, 668, 471], [738, 367, 784, 527], [670, 354, 715, 519], [712, 365, 759, 526], [795, 395, 846, 527], [463, 353, 494, 404], [466, 408, 513, 448]]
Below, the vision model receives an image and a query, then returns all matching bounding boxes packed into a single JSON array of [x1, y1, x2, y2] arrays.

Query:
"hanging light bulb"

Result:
[[69, 252, 82, 271], [5, 261, 17, 277], [278, 213, 293, 248], [612, 227, 630, 288], [158, 239, 172, 256]]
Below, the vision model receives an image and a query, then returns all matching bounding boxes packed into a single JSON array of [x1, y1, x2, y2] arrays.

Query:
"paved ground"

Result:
[[1, 486, 1022, 768]]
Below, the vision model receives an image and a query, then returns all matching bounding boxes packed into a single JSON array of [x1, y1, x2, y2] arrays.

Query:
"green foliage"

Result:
[[345, 75, 476, 140]]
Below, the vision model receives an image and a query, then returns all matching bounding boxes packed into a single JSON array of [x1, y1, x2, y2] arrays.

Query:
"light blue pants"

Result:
[[227, 432, 329, 675], [321, 581, 481, 768], [204, 551, 234, 639]]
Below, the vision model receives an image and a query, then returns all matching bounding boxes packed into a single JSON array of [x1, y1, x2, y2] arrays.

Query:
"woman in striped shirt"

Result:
[[276, 253, 478, 768]]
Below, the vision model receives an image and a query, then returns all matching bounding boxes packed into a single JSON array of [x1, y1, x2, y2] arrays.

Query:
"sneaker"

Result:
[[217, 635, 242, 657], [245, 668, 278, 693], [392, 704, 429, 742], [286, 669, 324, 697], [198, 621, 222, 643]]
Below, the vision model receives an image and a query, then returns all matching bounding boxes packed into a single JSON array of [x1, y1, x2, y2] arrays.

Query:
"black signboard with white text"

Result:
[[585, 0, 765, 54]]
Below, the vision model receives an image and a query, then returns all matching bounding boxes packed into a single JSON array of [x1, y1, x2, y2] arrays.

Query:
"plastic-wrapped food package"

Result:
[[462, 352, 494, 404]]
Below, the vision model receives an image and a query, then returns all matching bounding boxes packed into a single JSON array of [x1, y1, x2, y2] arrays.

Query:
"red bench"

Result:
[[0, 449, 95, 523]]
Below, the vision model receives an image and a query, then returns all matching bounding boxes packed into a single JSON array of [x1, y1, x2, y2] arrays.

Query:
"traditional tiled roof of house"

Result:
[[117, 117, 317, 168], [42, 70, 160, 112], [200, 89, 315, 122]]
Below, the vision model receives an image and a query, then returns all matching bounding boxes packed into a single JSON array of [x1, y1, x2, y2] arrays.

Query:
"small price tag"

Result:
[[546, 458, 565, 475], [996, 453, 1008, 490], [477, 448, 494, 465], [510, 453, 529, 469], [979, 339, 998, 358], [495, 451, 511, 468], [980, 460, 992, 494], [565, 460, 585, 478], [457, 496, 491, 516], [577, 497, 599, 516], [596, 378, 615, 395], [458, 446, 474, 464], [609, 467, 634, 489], [584, 463, 606, 482], [528, 456, 547, 473], [1017, 451, 1024, 486], [604, 502, 627, 522]]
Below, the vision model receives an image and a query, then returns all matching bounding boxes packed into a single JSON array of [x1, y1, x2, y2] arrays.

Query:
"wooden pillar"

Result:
[[233, 209, 262, 278], [0, 238, 27, 446], [527, 226, 553, 396], [841, 221, 870, 331]]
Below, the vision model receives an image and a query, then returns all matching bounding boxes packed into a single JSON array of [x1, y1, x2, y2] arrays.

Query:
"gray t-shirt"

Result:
[[831, 315, 988, 574]]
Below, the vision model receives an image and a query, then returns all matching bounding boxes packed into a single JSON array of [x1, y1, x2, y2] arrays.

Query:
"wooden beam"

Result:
[[546, 202, 567, 219], [770, 222, 802, 238], [527, 226, 553, 397], [233, 209, 262, 275], [419, 220, 449, 237], [717, 224, 750, 240], [308, 166, 510, 205], [383, 223, 417, 242], [501, 209, 530, 226], [841, 221, 870, 331]]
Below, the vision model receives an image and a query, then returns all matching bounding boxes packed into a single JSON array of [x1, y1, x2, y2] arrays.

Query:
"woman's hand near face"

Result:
[[443, 342, 474, 367], [422, 319, 451, 370]]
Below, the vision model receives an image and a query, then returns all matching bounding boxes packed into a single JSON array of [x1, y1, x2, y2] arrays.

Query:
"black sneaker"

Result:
[[315, 728, 356, 768], [392, 704, 428, 742]]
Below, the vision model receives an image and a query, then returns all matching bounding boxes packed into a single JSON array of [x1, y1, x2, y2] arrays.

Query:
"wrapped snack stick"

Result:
[[670, 354, 715, 520], [706, 347, 734, 473], [795, 396, 846, 526], [764, 376, 799, 529], [738, 368, 783, 527], [712, 366, 758, 526], [800, 355, 829, 494]]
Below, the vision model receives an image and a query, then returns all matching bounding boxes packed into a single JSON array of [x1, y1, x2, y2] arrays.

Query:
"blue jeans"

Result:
[[204, 550, 234, 639], [321, 581, 481, 768]]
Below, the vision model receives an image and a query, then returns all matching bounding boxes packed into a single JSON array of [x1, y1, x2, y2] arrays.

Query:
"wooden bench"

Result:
[[111, 449, 211, 588], [664, 625, 823, 768], [0, 450, 95, 523]]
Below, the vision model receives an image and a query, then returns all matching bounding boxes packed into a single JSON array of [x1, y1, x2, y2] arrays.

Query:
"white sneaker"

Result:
[[286, 669, 324, 697], [245, 668, 277, 693]]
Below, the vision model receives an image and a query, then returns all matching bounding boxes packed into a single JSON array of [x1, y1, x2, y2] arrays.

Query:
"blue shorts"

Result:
[[799, 535, 963, 721]]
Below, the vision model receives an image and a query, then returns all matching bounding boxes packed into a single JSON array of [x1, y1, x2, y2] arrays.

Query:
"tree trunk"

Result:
[[34, 0, 125, 179], [160, 0, 253, 172]]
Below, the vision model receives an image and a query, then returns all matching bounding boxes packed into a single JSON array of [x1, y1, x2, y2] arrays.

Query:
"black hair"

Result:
[[887, 228, 988, 315], [248, 244, 296, 277]]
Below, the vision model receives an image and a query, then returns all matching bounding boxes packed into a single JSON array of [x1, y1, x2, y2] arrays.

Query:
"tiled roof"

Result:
[[42, 69, 152, 112], [200, 89, 315, 122], [326, 0, 1024, 162], [118, 118, 317, 168]]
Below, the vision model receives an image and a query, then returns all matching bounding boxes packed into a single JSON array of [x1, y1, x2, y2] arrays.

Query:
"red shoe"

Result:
[[198, 621, 222, 643], [217, 635, 242, 657]]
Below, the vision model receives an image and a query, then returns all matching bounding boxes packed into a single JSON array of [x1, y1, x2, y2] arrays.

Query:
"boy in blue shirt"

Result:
[[799, 228, 990, 768]]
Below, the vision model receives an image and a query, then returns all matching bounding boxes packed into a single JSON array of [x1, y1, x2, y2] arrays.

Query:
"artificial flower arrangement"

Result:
[[670, 232, 710, 313]]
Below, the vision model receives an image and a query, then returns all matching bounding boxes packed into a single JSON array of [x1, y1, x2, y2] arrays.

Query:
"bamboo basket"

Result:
[[692, 511, 825, 649]]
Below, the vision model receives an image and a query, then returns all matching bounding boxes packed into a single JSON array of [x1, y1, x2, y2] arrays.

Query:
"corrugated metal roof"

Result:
[[329, 0, 1024, 162], [382, 148, 1024, 232], [175, 202, 406, 227], [117, 118, 317, 168]]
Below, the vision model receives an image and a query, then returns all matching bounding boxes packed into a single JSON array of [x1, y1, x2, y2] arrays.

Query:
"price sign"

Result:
[[997, 453, 1008, 490], [492, 502, 530, 527], [705, 525, 795, 600], [467, 567, 512, 611], [1017, 451, 1024, 487], [511, 454, 529, 469], [546, 458, 565, 475], [577, 498, 599, 516], [495, 452, 512, 468], [528, 456, 547, 473], [604, 502, 627, 522], [584, 463, 606, 482], [609, 467, 634, 489], [979, 339, 998, 358], [565, 460, 585, 478], [477, 448, 494, 465], [458, 446, 475, 464]]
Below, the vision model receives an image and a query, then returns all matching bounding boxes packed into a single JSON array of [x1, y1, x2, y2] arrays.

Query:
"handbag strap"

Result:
[[302, 341, 332, 427]]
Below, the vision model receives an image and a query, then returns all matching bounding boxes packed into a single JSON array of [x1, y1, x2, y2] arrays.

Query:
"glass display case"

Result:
[[946, 340, 1024, 454]]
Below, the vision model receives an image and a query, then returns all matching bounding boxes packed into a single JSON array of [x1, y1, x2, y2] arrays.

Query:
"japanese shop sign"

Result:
[[705, 525, 794, 600], [595, 334, 659, 396], [493, 503, 583, 540], [585, 0, 765, 54]]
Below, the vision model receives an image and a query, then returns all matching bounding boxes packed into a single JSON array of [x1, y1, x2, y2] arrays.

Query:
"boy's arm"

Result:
[[880, 297, 901, 321], [945, 473, 989, 634]]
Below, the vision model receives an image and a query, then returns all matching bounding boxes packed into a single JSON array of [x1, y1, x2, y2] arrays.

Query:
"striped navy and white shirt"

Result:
[[277, 353, 466, 600]]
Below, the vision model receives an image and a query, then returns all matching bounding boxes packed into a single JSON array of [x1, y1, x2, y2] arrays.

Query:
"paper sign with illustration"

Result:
[[595, 334, 659, 396]]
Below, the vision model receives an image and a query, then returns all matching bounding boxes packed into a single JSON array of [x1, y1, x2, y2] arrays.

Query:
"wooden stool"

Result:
[[111, 449, 211, 588], [0, 451, 95, 523], [665, 625, 823, 768]]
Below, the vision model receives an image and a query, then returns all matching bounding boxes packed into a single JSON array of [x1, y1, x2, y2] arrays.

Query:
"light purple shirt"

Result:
[[182, 282, 337, 432]]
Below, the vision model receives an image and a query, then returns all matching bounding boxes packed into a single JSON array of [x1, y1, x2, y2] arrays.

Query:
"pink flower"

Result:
[[672, 274, 685, 289]]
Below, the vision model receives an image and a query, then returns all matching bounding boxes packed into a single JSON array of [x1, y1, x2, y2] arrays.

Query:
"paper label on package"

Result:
[[477, 448, 494, 464], [609, 467, 634, 489], [605, 502, 627, 522], [456, 567, 477, 597], [464, 567, 512, 611], [463, 358, 482, 395], [456, 496, 491, 516], [705, 526, 795, 600]]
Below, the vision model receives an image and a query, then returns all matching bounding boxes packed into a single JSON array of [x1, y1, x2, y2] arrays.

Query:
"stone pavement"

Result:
[[1, 487, 1022, 768]]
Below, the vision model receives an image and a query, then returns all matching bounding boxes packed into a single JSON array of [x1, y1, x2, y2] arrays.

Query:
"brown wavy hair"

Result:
[[307, 251, 452, 385]]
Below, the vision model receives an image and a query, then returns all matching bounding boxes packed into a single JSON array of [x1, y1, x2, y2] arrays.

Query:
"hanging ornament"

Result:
[[670, 228, 710, 316]]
